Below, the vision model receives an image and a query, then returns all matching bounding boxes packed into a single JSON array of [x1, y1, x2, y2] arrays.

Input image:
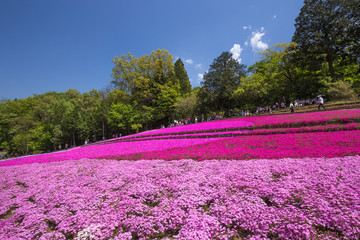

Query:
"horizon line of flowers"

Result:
[[90, 110, 360, 145], [0, 138, 224, 167], [93, 123, 360, 144], [108, 130, 360, 161]]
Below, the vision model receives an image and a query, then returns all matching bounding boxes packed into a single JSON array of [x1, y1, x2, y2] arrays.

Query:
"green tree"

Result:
[[233, 75, 269, 111], [107, 102, 142, 135], [61, 100, 83, 147], [46, 97, 69, 149], [57, 89, 88, 147], [292, 0, 360, 81], [174, 58, 192, 96], [111, 53, 139, 95], [174, 92, 198, 120], [327, 81, 358, 101], [82, 89, 104, 142], [245, 42, 331, 106], [248, 43, 307, 102], [5, 98, 39, 154], [154, 84, 179, 125], [111, 49, 181, 128], [0, 89, 111, 154], [0, 100, 18, 153], [200, 51, 246, 112]]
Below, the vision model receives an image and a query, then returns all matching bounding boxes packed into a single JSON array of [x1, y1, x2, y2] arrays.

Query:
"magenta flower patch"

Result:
[[0, 138, 223, 167], [112, 130, 360, 161]]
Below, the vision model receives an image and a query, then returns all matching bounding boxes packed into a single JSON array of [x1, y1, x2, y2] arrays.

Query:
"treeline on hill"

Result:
[[1, 0, 359, 155]]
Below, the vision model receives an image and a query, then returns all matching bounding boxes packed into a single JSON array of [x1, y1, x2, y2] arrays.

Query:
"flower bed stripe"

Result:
[[96, 123, 360, 143], [94, 109, 360, 144], [109, 130, 360, 161], [0, 138, 223, 167]]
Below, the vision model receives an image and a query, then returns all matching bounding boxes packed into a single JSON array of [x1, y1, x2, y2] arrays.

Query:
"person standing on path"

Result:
[[318, 95, 326, 110], [290, 101, 295, 113]]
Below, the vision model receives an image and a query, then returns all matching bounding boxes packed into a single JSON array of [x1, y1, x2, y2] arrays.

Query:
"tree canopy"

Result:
[[111, 49, 181, 127], [198, 51, 246, 112], [174, 58, 192, 97], [292, 0, 360, 81]]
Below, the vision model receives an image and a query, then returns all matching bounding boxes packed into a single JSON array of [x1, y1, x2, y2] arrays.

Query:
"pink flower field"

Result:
[[109, 109, 360, 139], [0, 138, 223, 167], [231, 109, 360, 129], [1, 157, 360, 239], [1, 109, 360, 239], [112, 130, 360, 161]]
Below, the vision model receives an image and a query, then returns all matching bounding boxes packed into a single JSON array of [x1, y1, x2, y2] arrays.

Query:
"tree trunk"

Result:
[[72, 131, 76, 147], [327, 57, 335, 82], [102, 119, 105, 140]]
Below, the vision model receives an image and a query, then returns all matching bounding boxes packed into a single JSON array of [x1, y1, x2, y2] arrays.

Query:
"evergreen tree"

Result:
[[199, 51, 246, 112], [292, 0, 360, 81], [174, 58, 192, 96]]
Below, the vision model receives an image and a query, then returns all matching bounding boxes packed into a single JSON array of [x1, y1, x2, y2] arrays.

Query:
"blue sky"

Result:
[[0, 0, 304, 100]]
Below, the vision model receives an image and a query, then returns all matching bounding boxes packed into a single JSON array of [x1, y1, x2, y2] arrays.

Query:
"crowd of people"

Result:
[[255, 96, 326, 115], [164, 96, 327, 130], [1, 152, 20, 159]]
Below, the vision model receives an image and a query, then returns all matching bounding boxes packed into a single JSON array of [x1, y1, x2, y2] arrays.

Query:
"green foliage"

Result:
[[0, 49, 188, 155], [106, 89, 129, 105], [199, 51, 246, 112], [131, 123, 142, 133], [81, 89, 104, 141], [327, 81, 358, 101], [0, 89, 113, 155], [111, 49, 181, 129], [238, 43, 297, 107], [111, 53, 139, 95], [233, 75, 269, 110], [0, 100, 18, 152], [174, 93, 197, 120], [292, 0, 360, 81], [107, 102, 142, 135], [174, 58, 192, 96]]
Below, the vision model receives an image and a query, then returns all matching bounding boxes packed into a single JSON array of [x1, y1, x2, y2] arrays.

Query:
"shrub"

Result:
[[327, 81, 358, 101]]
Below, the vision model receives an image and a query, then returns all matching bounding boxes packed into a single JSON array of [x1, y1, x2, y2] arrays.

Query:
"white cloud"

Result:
[[185, 59, 194, 64], [230, 44, 243, 63], [242, 25, 252, 30], [273, 14, 277, 19], [250, 31, 269, 51], [197, 73, 204, 81], [244, 41, 249, 46], [260, 26, 264, 32], [195, 64, 203, 69]]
